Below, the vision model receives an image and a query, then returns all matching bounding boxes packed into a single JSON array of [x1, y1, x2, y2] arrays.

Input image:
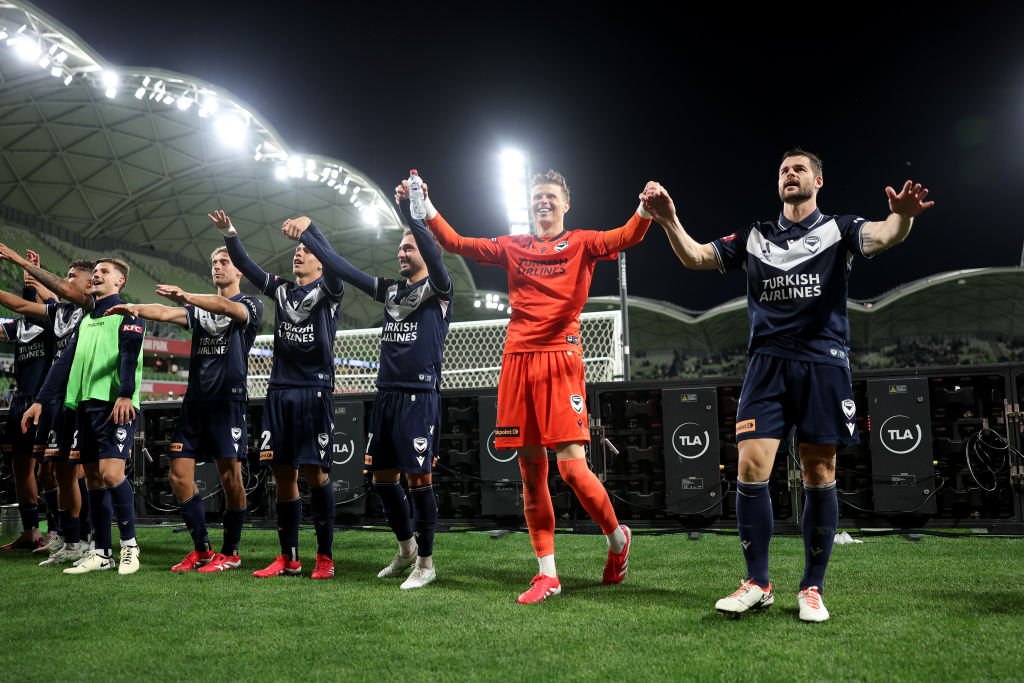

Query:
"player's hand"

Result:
[[155, 284, 187, 304], [25, 249, 40, 267], [886, 180, 934, 218], [281, 216, 312, 241], [0, 243, 26, 265], [111, 397, 136, 425], [207, 210, 237, 234], [394, 179, 430, 204], [105, 303, 141, 318], [20, 402, 43, 434], [641, 181, 676, 222]]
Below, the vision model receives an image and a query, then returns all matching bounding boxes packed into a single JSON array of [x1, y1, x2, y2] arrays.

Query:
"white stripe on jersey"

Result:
[[746, 218, 843, 272]]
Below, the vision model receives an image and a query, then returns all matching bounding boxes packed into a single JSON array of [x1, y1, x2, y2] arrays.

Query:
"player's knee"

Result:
[[372, 469, 400, 484], [406, 473, 432, 488]]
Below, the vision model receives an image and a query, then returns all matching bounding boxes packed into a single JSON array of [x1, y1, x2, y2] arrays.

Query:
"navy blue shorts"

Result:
[[70, 400, 138, 463], [735, 353, 858, 446], [2, 394, 35, 459], [169, 400, 248, 462], [366, 389, 439, 474], [38, 402, 75, 462], [260, 387, 334, 470]]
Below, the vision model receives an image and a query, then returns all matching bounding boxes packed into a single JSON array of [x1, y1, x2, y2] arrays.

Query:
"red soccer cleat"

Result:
[[252, 554, 302, 578], [197, 553, 242, 573], [171, 549, 216, 573], [603, 525, 632, 585], [1, 535, 45, 552], [517, 574, 562, 604], [311, 553, 335, 580]]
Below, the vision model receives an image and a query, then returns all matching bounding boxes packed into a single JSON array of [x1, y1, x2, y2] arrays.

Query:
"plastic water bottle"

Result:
[[409, 169, 426, 219]]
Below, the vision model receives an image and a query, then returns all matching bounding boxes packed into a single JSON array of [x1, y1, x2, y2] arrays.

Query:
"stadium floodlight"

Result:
[[50, 66, 62, 78], [362, 208, 380, 227], [286, 156, 303, 178], [500, 147, 531, 235], [62, 74, 72, 86], [104, 87, 116, 98], [134, 86, 145, 99], [11, 36, 41, 62], [213, 114, 247, 147], [101, 70, 118, 89], [274, 164, 288, 180], [176, 96, 193, 111], [473, 300, 481, 308], [37, 55, 49, 68], [54, 51, 67, 63]]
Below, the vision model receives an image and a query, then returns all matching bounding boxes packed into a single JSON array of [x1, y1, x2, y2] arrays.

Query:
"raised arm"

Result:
[[281, 218, 375, 297], [208, 210, 275, 294], [642, 182, 720, 271], [860, 180, 934, 256], [23, 250, 58, 304], [395, 177, 502, 263], [106, 301, 188, 328], [155, 285, 250, 324], [0, 288, 47, 321], [398, 200, 451, 293], [0, 243, 94, 312]]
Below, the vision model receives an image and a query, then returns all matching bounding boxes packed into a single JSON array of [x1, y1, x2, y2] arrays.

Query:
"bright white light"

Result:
[[203, 95, 218, 113], [473, 300, 481, 308], [177, 96, 193, 111], [37, 56, 49, 68], [362, 210, 380, 227], [197, 108, 209, 118], [330, 169, 339, 179], [134, 86, 145, 99], [50, 67, 62, 78], [214, 115, 247, 147], [104, 87, 117, 99], [0, 31, 7, 42], [142, 76, 150, 86], [337, 184, 347, 195], [326, 179, 336, 187], [162, 95, 175, 105], [274, 165, 288, 180], [497, 304, 505, 312], [305, 172, 318, 182], [305, 158, 316, 172], [63, 74, 72, 86], [501, 147, 531, 235], [54, 51, 67, 63], [486, 302, 497, 310], [12, 37, 41, 62], [287, 156, 303, 178], [101, 71, 118, 89]]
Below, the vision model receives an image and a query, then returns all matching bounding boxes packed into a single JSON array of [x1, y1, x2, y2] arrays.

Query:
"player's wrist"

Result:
[[423, 198, 438, 220], [636, 202, 652, 220], [219, 222, 238, 237]]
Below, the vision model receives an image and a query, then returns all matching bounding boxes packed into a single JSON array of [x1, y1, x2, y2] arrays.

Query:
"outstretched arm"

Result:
[[23, 250, 58, 303], [208, 210, 276, 294], [642, 182, 720, 270], [860, 180, 934, 256], [282, 218, 375, 297], [395, 177, 502, 263], [398, 200, 452, 294], [0, 289, 47, 321], [155, 285, 250, 324], [0, 243, 94, 312], [106, 302, 189, 328]]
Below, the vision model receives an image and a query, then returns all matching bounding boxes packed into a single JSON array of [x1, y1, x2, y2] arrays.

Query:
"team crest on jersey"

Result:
[[317, 433, 329, 448], [404, 290, 422, 307], [570, 394, 584, 414], [554, 240, 569, 252], [841, 399, 856, 419], [804, 235, 821, 253], [115, 428, 127, 442], [413, 437, 428, 453], [231, 427, 242, 442]]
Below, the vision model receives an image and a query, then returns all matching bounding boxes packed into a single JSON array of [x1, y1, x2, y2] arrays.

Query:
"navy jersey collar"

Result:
[[777, 208, 823, 232]]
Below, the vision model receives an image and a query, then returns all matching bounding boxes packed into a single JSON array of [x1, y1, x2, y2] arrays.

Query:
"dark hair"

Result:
[[781, 148, 823, 176], [96, 257, 130, 291], [530, 169, 571, 203], [69, 259, 94, 273]]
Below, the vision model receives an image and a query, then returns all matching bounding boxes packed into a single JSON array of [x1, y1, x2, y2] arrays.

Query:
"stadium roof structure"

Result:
[[586, 267, 1024, 354], [0, 0, 480, 327]]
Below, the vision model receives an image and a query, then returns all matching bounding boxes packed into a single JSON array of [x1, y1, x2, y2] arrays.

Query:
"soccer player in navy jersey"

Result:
[[0, 251, 55, 551], [0, 247, 94, 565], [19, 258, 146, 575], [106, 246, 263, 573], [210, 209, 343, 580], [281, 197, 451, 590], [645, 148, 933, 622]]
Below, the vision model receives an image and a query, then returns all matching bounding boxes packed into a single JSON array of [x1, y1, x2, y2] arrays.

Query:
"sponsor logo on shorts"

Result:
[[32, 444, 45, 455], [846, 422, 856, 436], [565, 335, 580, 345], [115, 428, 127, 443], [570, 394, 584, 414], [828, 348, 847, 359], [736, 419, 757, 435], [554, 240, 569, 252], [259, 450, 274, 462], [486, 430, 518, 463], [231, 428, 242, 442], [317, 433, 329, 449], [495, 426, 520, 438], [169, 442, 184, 453], [47, 430, 57, 448], [44, 448, 59, 459], [841, 399, 856, 419], [69, 450, 80, 460], [416, 456, 426, 466], [364, 454, 373, 466], [413, 437, 428, 454]]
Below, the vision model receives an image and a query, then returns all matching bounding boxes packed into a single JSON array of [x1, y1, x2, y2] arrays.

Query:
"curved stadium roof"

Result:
[[0, 0, 479, 327]]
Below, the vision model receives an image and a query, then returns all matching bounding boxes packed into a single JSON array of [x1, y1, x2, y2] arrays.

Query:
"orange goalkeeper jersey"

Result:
[[427, 212, 652, 352]]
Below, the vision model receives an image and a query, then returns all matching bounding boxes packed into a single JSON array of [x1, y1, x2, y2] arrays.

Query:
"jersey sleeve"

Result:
[[426, 212, 505, 267], [183, 304, 198, 331], [837, 215, 870, 258], [241, 295, 264, 347], [373, 277, 398, 304], [0, 319, 16, 342], [591, 213, 653, 258], [710, 223, 754, 273]]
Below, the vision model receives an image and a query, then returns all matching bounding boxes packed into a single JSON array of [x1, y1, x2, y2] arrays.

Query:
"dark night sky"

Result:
[[28, 1, 1024, 310]]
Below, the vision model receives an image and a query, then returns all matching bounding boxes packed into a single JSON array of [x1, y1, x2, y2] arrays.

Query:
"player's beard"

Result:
[[779, 185, 813, 204]]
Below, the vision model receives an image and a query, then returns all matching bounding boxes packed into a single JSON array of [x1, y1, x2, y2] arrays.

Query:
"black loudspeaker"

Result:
[[332, 399, 367, 515], [867, 379, 937, 515], [477, 394, 522, 516], [661, 387, 722, 517]]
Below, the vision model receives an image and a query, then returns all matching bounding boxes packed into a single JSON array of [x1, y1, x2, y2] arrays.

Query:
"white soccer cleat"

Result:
[[63, 551, 115, 574], [34, 533, 64, 555], [715, 579, 775, 616], [400, 566, 436, 590], [118, 545, 141, 575], [377, 548, 418, 578], [797, 586, 830, 622], [39, 542, 87, 567]]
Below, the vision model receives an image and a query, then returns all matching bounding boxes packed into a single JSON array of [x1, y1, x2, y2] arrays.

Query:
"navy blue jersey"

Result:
[[712, 209, 867, 367], [1, 317, 54, 398], [183, 294, 263, 401], [264, 277, 342, 389], [46, 300, 85, 362], [373, 276, 452, 390]]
